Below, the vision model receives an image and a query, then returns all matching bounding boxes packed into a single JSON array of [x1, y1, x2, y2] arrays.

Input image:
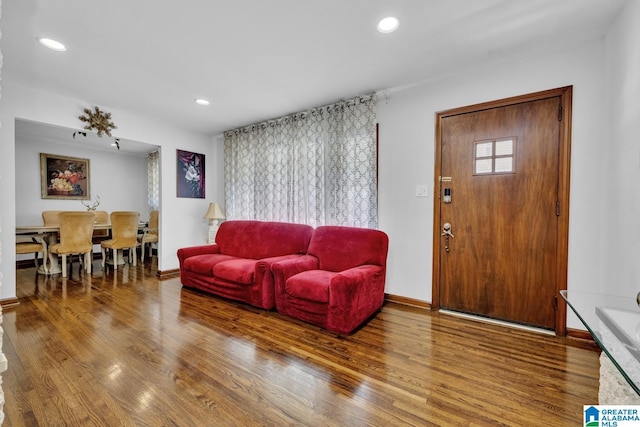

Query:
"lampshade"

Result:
[[203, 202, 225, 220]]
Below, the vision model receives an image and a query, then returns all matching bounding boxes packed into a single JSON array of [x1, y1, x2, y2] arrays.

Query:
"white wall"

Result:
[[0, 81, 219, 301], [602, 0, 640, 297], [377, 1, 640, 330], [377, 39, 608, 318]]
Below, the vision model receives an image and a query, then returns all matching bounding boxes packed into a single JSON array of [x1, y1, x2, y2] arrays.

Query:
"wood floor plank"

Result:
[[3, 260, 600, 426]]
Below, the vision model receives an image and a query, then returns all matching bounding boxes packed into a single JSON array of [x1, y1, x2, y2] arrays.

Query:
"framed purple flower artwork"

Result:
[[177, 149, 205, 198]]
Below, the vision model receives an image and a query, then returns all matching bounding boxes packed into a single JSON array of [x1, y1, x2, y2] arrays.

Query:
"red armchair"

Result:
[[272, 226, 389, 334]]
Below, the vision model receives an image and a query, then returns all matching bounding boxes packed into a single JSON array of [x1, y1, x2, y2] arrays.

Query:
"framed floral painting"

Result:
[[177, 149, 205, 198], [40, 153, 90, 199]]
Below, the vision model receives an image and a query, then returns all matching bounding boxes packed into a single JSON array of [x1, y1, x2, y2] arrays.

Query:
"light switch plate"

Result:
[[415, 184, 429, 197]]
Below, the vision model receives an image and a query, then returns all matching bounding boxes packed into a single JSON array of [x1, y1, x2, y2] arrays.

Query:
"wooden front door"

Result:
[[432, 87, 572, 332]]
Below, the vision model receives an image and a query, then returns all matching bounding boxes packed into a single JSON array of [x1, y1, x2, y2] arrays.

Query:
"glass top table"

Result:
[[561, 290, 640, 395]]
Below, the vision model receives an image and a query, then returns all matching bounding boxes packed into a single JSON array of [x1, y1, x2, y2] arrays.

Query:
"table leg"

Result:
[[31, 235, 50, 275], [105, 249, 127, 266], [42, 232, 62, 275]]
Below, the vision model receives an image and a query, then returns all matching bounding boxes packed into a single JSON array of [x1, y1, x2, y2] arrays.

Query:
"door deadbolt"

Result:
[[443, 188, 452, 203]]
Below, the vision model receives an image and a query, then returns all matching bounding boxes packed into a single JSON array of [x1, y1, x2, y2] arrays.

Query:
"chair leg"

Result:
[[101, 247, 106, 267], [132, 246, 137, 266], [141, 241, 146, 262], [113, 249, 118, 270], [85, 252, 92, 274], [61, 254, 67, 278]]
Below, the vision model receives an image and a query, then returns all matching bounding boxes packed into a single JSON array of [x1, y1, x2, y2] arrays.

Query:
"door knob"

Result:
[[442, 223, 454, 238]]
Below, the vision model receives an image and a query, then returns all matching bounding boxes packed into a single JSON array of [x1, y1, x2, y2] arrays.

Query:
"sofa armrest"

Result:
[[177, 244, 220, 264], [272, 255, 319, 285], [258, 253, 307, 269], [329, 265, 385, 307]]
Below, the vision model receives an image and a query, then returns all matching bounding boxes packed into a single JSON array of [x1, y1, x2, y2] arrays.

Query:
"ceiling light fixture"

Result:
[[37, 37, 67, 52], [377, 17, 399, 34], [195, 99, 210, 106]]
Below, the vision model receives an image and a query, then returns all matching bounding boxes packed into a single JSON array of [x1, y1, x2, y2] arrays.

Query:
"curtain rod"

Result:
[[224, 92, 377, 137]]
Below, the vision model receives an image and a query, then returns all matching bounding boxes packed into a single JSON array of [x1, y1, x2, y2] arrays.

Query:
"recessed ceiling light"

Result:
[[195, 98, 210, 106], [377, 17, 399, 34], [37, 37, 67, 52]]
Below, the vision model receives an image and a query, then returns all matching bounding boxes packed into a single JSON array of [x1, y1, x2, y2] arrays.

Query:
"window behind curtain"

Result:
[[224, 94, 377, 228]]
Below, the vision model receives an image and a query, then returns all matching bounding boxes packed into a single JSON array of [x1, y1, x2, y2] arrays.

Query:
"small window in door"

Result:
[[473, 138, 515, 175]]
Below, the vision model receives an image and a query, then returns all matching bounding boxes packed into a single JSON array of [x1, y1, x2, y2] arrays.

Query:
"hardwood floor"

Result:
[[3, 260, 600, 426]]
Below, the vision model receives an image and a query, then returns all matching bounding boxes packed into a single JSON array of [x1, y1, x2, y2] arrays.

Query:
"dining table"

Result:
[[16, 222, 148, 275]]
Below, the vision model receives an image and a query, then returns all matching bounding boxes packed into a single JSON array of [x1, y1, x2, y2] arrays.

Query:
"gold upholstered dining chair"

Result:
[[138, 210, 158, 262], [42, 210, 63, 226], [48, 211, 96, 278], [91, 210, 110, 244], [16, 238, 46, 271], [101, 211, 140, 270]]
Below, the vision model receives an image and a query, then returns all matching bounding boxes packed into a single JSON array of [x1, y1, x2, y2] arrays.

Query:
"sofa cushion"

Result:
[[183, 254, 238, 276], [213, 258, 257, 285], [285, 270, 336, 303]]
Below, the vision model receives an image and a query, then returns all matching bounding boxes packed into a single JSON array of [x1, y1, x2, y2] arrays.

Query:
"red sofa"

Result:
[[271, 226, 389, 334], [177, 220, 313, 310]]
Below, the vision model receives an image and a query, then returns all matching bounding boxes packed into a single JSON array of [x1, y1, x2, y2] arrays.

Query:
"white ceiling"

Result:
[[1, 0, 627, 142]]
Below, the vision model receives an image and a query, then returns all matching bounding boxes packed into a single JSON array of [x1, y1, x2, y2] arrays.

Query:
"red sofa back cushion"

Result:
[[307, 226, 389, 272], [216, 220, 313, 259]]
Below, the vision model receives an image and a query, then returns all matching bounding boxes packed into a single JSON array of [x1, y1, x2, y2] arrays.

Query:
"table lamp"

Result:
[[203, 202, 225, 244]]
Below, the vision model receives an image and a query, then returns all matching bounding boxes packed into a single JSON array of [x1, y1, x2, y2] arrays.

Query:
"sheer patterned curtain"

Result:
[[224, 93, 377, 228], [147, 150, 160, 211]]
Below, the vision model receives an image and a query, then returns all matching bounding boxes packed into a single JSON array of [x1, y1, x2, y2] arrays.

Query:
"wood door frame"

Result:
[[431, 86, 573, 336]]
